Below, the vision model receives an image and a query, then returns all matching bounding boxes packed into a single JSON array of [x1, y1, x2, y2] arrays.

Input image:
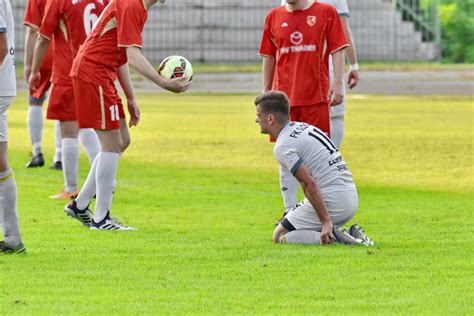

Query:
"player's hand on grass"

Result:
[[329, 82, 344, 106], [28, 72, 41, 91], [127, 99, 140, 127], [320, 221, 334, 245], [165, 77, 191, 93], [347, 69, 359, 89], [24, 65, 32, 83]]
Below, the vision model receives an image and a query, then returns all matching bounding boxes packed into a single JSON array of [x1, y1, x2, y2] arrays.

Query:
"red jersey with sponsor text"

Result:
[[24, 0, 53, 70], [39, 0, 109, 85], [259, 2, 348, 106], [70, 0, 148, 85]]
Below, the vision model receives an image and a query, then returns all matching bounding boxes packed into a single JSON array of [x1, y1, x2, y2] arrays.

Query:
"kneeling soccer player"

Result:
[[254, 91, 373, 245], [64, 0, 190, 230]]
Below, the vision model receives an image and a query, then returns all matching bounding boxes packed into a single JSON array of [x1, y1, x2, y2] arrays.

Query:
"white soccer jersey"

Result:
[[0, 0, 16, 96], [274, 121, 355, 192], [318, 0, 349, 17]]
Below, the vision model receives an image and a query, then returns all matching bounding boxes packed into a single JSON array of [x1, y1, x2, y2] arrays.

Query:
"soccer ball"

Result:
[[158, 55, 193, 81]]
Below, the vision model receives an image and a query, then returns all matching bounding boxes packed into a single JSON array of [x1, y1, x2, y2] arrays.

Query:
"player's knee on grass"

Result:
[[273, 223, 289, 243]]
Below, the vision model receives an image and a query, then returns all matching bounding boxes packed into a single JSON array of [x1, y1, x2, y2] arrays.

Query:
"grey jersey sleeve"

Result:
[[274, 145, 303, 175], [318, 0, 350, 17], [336, 0, 350, 17], [0, 1, 6, 32]]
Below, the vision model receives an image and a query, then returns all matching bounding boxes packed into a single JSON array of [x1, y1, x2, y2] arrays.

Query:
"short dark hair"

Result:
[[254, 91, 290, 124]]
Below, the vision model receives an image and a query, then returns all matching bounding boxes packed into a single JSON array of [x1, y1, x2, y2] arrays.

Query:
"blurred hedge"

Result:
[[440, 0, 474, 62]]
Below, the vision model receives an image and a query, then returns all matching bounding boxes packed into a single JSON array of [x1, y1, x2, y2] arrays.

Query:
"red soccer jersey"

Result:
[[70, 0, 148, 85], [39, 0, 109, 85], [24, 0, 54, 70], [259, 2, 348, 106]]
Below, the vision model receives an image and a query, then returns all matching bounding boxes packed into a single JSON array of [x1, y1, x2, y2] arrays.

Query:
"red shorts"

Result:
[[30, 67, 52, 101], [46, 84, 76, 121], [290, 102, 330, 136], [270, 102, 330, 142], [72, 78, 125, 130]]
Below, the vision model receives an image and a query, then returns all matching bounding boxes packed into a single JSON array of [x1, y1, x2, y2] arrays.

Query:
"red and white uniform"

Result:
[[24, 0, 53, 100], [39, 0, 108, 121], [71, 0, 147, 130], [259, 2, 348, 135]]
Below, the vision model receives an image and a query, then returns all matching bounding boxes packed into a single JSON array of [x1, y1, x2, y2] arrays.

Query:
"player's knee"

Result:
[[60, 121, 79, 138], [121, 137, 130, 152], [272, 229, 284, 244]]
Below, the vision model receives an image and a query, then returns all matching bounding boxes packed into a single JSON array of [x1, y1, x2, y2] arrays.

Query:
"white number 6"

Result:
[[83, 3, 98, 36]]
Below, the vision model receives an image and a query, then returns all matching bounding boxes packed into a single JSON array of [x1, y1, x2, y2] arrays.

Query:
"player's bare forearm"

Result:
[[262, 56, 275, 92], [0, 33, 7, 65], [331, 50, 345, 87], [117, 63, 136, 102], [126, 46, 189, 93], [126, 46, 161, 86], [294, 165, 331, 225], [31, 35, 50, 75], [340, 17, 358, 66], [23, 26, 37, 68], [294, 164, 333, 243]]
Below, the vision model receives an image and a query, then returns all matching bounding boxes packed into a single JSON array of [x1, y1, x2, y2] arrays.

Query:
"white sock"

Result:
[[28, 106, 43, 156], [93, 152, 119, 223], [78, 128, 100, 164], [0, 169, 22, 246], [330, 115, 344, 149], [280, 230, 321, 245], [75, 154, 99, 210], [62, 138, 80, 194], [279, 165, 299, 211], [54, 121, 62, 162]]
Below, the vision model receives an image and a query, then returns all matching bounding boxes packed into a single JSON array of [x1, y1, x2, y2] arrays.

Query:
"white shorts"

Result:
[[0, 96, 14, 142], [281, 189, 358, 231]]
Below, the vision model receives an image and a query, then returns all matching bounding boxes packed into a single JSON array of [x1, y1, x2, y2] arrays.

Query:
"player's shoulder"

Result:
[[116, 0, 144, 9]]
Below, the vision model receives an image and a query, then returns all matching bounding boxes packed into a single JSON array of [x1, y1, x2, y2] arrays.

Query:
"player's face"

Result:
[[255, 106, 270, 134]]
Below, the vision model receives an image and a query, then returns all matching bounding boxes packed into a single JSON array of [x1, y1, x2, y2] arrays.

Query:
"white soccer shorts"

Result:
[[0, 97, 14, 142], [281, 189, 358, 231]]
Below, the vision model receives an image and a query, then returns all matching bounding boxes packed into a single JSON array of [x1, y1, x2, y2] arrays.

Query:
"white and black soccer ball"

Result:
[[158, 55, 193, 81]]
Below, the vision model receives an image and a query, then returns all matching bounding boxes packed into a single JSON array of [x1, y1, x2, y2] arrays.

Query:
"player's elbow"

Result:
[[301, 179, 317, 194]]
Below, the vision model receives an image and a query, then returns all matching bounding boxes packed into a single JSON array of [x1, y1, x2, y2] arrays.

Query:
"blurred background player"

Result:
[[318, 0, 360, 148], [29, 0, 107, 200], [65, 0, 190, 230], [0, 0, 26, 254], [260, 0, 348, 214], [23, 0, 62, 169], [254, 91, 373, 246]]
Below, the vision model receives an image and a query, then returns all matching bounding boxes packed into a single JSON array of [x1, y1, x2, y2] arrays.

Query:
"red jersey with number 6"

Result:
[[259, 2, 348, 106], [70, 0, 148, 85], [39, 0, 109, 85]]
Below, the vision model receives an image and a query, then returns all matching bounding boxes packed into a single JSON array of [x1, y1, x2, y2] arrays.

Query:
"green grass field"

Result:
[[1, 93, 473, 314]]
